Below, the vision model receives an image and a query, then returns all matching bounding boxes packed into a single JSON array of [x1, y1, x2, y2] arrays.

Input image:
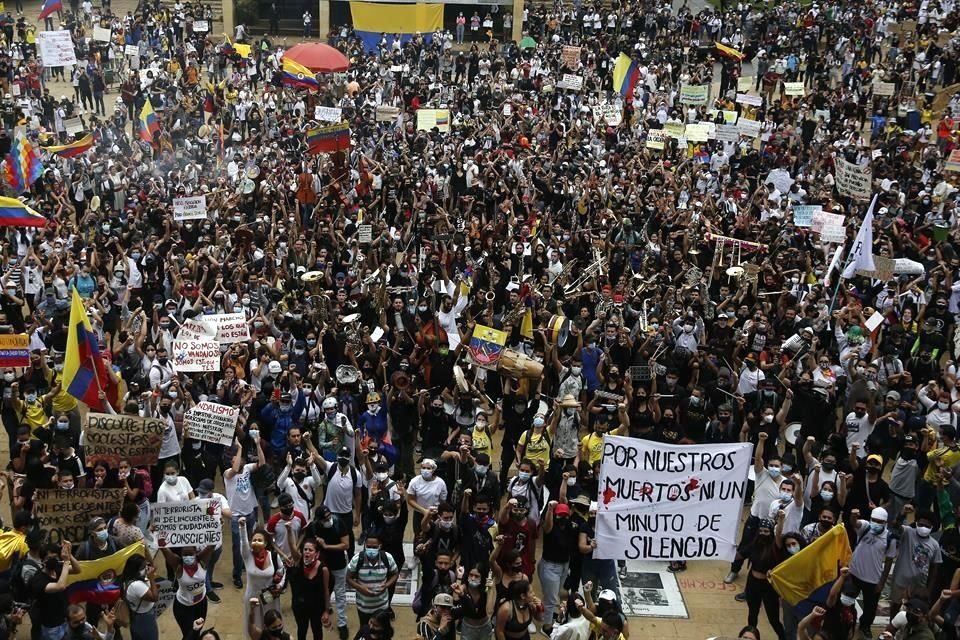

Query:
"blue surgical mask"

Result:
[[820, 490, 834, 502], [24, 393, 36, 403], [95, 530, 109, 542], [870, 522, 885, 534], [767, 466, 781, 477], [786, 544, 800, 555], [365, 547, 380, 560], [475, 464, 488, 475], [782, 464, 793, 474], [182, 555, 196, 566], [780, 492, 793, 502], [533, 417, 545, 428], [518, 471, 531, 482]]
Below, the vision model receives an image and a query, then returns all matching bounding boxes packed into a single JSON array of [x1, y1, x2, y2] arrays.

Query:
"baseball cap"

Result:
[[554, 503, 571, 516], [885, 390, 901, 402], [338, 446, 351, 458], [866, 454, 884, 465], [433, 593, 454, 607], [197, 479, 215, 495], [267, 360, 282, 375]]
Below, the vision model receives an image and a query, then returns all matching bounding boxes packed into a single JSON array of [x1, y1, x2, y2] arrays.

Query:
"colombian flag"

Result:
[[770, 525, 852, 616], [63, 288, 115, 411], [612, 53, 640, 99], [0, 197, 47, 227], [281, 57, 320, 90], [66, 542, 145, 605], [306, 122, 351, 154], [44, 133, 94, 158], [715, 42, 746, 61], [39, 0, 62, 20], [138, 100, 160, 143], [0, 530, 28, 582]]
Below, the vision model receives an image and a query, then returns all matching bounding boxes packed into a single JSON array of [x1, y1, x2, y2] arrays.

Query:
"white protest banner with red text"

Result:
[[594, 436, 751, 561]]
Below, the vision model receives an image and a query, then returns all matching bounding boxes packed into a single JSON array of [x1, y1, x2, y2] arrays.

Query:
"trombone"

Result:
[[564, 257, 607, 296]]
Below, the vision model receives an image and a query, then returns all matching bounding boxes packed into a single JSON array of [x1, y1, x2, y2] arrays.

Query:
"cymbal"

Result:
[[240, 179, 255, 194], [300, 270, 324, 282], [246, 165, 260, 179]]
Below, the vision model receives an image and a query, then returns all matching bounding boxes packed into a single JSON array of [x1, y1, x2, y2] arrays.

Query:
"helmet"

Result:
[[366, 391, 381, 404], [322, 397, 337, 411]]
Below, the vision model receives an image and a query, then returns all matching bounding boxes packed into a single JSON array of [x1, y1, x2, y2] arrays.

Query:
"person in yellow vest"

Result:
[[10, 382, 51, 436], [515, 412, 552, 469], [579, 403, 629, 466]]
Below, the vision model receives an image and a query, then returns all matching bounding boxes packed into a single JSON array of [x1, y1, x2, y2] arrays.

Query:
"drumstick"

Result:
[[715, 388, 740, 399]]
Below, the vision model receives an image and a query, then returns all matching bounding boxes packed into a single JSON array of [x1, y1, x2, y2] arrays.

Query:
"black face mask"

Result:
[[867, 466, 881, 475], [901, 448, 917, 460], [821, 463, 835, 472], [293, 472, 306, 482], [281, 508, 293, 517], [906, 613, 921, 626]]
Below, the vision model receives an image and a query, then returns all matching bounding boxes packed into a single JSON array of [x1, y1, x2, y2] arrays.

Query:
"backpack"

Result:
[[10, 554, 39, 603], [412, 568, 456, 617], [350, 548, 388, 579], [326, 463, 359, 490], [135, 468, 153, 501]]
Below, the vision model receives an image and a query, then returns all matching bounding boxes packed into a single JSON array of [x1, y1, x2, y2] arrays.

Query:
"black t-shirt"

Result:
[[845, 467, 890, 516], [30, 571, 68, 628], [304, 519, 349, 570], [541, 518, 580, 564]]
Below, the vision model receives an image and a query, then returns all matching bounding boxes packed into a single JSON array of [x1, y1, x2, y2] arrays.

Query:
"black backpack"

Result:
[[10, 554, 40, 603]]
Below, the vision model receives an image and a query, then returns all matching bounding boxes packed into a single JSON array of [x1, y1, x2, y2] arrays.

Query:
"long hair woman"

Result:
[[120, 553, 159, 640], [288, 537, 330, 640]]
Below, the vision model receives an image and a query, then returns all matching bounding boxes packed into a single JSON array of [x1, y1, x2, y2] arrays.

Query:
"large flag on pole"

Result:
[[63, 289, 115, 411], [841, 194, 878, 279]]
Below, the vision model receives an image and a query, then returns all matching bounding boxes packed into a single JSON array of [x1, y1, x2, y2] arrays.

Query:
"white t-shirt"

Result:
[[126, 579, 155, 614], [767, 497, 804, 533], [156, 476, 193, 503], [406, 475, 448, 510], [225, 463, 259, 516], [750, 469, 782, 519]]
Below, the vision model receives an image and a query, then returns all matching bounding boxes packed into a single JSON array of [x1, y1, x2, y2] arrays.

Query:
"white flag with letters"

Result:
[[841, 194, 877, 279]]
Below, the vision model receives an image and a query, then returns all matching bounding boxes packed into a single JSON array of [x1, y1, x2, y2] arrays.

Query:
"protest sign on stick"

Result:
[[152, 499, 223, 548], [184, 401, 240, 446]]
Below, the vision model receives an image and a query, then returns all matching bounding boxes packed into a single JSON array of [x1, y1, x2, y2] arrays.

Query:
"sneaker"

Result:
[[233, 578, 243, 589], [734, 592, 746, 602], [338, 627, 349, 640], [211, 581, 224, 589], [724, 571, 739, 584], [207, 591, 221, 603], [860, 629, 873, 640]]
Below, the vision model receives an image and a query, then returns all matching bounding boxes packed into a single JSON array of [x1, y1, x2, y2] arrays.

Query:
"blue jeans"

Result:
[[330, 567, 348, 629], [40, 624, 66, 640], [230, 510, 257, 582], [206, 545, 223, 590], [538, 559, 570, 626]]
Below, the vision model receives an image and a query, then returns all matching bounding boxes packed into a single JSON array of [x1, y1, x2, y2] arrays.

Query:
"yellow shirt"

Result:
[[925, 446, 960, 482], [46, 370, 77, 413], [472, 428, 492, 457], [581, 432, 604, 465], [19, 400, 47, 434], [517, 429, 551, 468]]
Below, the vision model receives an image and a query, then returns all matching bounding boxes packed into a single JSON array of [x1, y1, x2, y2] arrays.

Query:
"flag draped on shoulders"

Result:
[[4, 133, 43, 194], [139, 100, 160, 143]]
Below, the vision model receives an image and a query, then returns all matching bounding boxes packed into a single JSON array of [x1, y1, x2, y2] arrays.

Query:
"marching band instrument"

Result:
[[704, 233, 769, 253], [485, 291, 496, 302], [544, 315, 571, 347], [498, 349, 544, 380], [564, 256, 607, 296], [336, 365, 360, 384], [301, 270, 324, 282]]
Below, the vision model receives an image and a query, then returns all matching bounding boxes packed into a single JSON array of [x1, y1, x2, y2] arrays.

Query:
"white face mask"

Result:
[[763, 414, 774, 424], [375, 472, 389, 482], [940, 401, 951, 411], [566, 477, 576, 486]]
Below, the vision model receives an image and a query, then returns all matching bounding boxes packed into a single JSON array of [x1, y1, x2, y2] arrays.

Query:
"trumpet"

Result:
[[485, 291, 496, 302], [564, 257, 607, 296]]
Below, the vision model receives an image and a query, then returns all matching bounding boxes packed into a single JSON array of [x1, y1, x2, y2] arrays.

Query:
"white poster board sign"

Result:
[[594, 437, 751, 561], [92, 26, 112, 42], [558, 74, 584, 91], [38, 31, 78, 67], [171, 339, 221, 373], [193, 20, 210, 32], [315, 106, 342, 122], [209, 313, 250, 344], [152, 499, 223, 548], [835, 157, 873, 200], [177, 319, 216, 341], [184, 401, 239, 446], [737, 118, 761, 137], [173, 195, 207, 220]]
